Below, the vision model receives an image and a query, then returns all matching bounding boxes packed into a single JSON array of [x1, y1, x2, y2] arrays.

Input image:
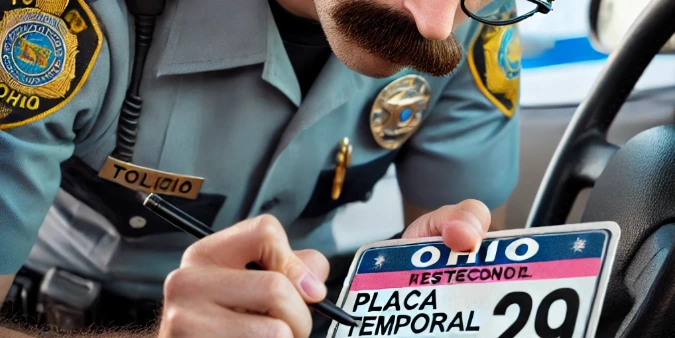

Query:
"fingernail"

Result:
[[447, 220, 482, 237], [299, 270, 325, 300], [444, 220, 483, 252], [469, 220, 484, 238], [469, 222, 485, 252], [467, 221, 484, 251]]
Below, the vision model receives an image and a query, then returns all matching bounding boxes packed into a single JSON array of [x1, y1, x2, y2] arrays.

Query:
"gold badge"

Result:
[[0, 5, 77, 99], [370, 75, 431, 150], [98, 157, 205, 200], [468, 23, 521, 118], [0, 0, 102, 129]]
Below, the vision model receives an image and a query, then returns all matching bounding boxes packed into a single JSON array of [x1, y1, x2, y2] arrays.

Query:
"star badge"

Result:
[[572, 237, 586, 253], [370, 75, 431, 150], [374, 255, 385, 269]]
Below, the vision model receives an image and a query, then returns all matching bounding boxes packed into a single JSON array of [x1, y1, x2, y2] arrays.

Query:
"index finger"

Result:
[[180, 215, 288, 269], [180, 214, 327, 302]]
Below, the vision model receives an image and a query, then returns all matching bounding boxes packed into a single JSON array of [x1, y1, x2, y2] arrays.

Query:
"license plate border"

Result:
[[326, 221, 620, 338]]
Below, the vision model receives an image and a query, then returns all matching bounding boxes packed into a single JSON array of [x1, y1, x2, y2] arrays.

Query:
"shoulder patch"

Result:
[[468, 20, 521, 118], [0, 0, 102, 130]]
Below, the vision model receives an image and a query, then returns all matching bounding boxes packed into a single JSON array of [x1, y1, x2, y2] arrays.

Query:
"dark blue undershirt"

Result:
[[269, 0, 332, 99]]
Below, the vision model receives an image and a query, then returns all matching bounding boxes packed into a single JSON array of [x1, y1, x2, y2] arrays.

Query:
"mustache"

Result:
[[331, 0, 463, 76]]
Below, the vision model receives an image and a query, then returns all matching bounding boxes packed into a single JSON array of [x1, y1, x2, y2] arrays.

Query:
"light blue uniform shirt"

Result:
[[0, 0, 520, 300]]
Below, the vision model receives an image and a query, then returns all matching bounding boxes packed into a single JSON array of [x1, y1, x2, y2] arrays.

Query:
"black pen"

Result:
[[143, 193, 359, 327]]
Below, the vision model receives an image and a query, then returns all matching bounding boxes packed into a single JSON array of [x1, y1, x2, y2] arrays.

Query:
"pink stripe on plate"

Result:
[[350, 258, 602, 291]]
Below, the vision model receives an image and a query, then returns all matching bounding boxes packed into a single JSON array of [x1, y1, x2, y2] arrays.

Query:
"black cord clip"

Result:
[[112, 0, 167, 163], [127, 0, 166, 16]]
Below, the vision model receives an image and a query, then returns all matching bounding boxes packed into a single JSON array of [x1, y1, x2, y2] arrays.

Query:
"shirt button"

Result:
[[129, 216, 147, 229], [260, 198, 280, 212]]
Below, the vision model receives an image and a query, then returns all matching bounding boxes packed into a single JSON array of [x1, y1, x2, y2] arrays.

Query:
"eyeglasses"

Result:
[[461, 0, 554, 26]]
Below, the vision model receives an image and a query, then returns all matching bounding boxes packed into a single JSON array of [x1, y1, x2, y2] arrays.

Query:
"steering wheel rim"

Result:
[[525, 0, 675, 229], [525, 1, 675, 337]]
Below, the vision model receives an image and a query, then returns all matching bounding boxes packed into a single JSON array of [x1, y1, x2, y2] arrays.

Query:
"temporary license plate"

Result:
[[326, 222, 620, 338]]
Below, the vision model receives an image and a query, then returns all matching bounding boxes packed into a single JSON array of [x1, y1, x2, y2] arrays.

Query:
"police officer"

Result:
[[0, 0, 550, 336]]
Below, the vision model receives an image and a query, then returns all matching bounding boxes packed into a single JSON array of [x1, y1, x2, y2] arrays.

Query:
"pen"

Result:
[[143, 193, 360, 328]]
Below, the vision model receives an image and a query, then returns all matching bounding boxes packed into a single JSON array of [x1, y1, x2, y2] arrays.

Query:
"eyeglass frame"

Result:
[[460, 0, 554, 26]]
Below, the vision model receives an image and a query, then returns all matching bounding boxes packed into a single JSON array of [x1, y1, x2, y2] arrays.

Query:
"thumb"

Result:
[[403, 199, 491, 252]]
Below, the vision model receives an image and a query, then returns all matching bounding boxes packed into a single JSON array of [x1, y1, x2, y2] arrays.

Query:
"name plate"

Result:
[[98, 156, 204, 200]]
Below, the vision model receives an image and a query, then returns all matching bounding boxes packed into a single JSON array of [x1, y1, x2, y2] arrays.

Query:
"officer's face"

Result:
[[315, 0, 487, 77]]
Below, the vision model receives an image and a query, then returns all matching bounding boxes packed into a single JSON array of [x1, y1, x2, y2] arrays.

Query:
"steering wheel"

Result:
[[525, 0, 675, 337]]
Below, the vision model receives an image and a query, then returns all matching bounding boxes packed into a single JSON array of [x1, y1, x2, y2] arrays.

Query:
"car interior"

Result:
[[527, 0, 675, 336]]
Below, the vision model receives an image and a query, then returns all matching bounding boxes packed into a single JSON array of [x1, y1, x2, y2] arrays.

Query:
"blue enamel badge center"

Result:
[[0, 6, 79, 103], [497, 27, 521, 81], [0, 0, 102, 129], [2, 15, 67, 87]]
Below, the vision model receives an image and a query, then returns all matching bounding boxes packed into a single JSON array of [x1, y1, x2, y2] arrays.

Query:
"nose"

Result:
[[402, 0, 460, 40]]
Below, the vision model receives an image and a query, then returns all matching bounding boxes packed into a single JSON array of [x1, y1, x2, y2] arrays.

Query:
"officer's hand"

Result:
[[402, 199, 491, 252], [158, 215, 328, 338]]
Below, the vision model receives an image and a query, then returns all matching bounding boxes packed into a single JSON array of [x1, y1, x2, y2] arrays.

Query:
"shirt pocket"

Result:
[[299, 150, 399, 219], [60, 156, 226, 238]]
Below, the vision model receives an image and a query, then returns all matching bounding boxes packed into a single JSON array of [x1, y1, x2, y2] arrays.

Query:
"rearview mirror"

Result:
[[590, 0, 675, 53]]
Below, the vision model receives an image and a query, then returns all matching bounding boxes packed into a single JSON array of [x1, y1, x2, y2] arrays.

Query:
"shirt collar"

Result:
[[156, 0, 302, 106], [157, 0, 268, 76]]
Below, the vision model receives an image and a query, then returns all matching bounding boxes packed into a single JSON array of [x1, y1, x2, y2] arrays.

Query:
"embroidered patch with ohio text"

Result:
[[468, 9, 521, 118], [0, 0, 101, 129]]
